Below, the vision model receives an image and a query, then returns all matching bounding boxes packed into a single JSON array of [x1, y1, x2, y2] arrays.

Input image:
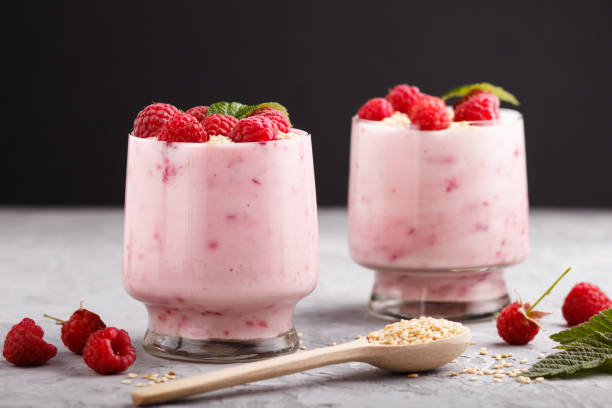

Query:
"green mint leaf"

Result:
[[524, 308, 612, 378], [234, 102, 292, 125], [441, 82, 520, 106], [207, 101, 291, 124], [551, 308, 612, 345], [207, 102, 254, 118]]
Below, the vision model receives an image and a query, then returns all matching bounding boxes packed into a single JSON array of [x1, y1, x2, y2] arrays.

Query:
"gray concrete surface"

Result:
[[0, 208, 610, 407]]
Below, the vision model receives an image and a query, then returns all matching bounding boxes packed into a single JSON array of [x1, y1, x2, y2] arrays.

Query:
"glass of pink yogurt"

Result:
[[348, 103, 529, 320], [122, 104, 319, 361]]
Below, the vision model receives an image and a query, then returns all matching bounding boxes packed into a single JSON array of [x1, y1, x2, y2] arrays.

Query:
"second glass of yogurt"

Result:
[[348, 85, 529, 320], [122, 103, 319, 361]]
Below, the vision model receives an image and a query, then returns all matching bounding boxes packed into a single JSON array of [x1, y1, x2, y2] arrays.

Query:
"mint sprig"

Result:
[[206, 101, 291, 124], [441, 82, 520, 106], [525, 308, 612, 378]]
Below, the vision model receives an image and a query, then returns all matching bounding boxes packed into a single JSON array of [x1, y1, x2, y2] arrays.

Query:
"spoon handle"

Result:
[[132, 340, 368, 406]]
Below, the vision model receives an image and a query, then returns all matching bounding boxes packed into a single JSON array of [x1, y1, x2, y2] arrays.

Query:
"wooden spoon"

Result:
[[132, 328, 471, 406]]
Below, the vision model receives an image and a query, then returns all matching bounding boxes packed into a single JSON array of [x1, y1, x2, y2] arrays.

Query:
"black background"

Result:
[[6, 1, 612, 207]]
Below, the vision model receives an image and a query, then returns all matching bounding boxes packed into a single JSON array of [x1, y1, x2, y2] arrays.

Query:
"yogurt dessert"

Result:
[[348, 83, 529, 320], [122, 101, 319, 361]]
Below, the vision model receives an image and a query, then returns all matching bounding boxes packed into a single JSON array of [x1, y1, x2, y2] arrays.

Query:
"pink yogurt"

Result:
[[122, 132, 319, 340], [348, 109, 529, 302]]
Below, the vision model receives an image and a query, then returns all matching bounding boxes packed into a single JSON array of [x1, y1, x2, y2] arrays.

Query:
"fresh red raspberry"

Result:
[[248, 108, 291, 133], [133, 103, 179, 138], [496, 302, 542, 345], [185, 105, 209, 122], [453, 90, 500, 122], [228, 116, 278, 143], [158, 112, 208, 143], [385, 84, 422, 114], [2, 318, 57, 366], [562, 282, 611, 326], [45, 305, 106, 354], [408, 95, 450, 130], [202, 114, 239, 137], [82, 327, 136, 374], [357, 98, 394, 121]]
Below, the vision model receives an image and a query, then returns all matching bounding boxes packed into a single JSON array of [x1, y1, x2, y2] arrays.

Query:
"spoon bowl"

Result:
[[362, 328, 471, 372]]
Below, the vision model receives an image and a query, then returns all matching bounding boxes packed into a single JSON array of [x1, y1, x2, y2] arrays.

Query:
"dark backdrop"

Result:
[[6, 1, 612, 207]]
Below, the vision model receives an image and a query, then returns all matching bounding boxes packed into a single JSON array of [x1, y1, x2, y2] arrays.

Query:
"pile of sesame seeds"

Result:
[[366, 317, 466, 345], [120, 370, 178, 387], [446, 345, 547, 384]]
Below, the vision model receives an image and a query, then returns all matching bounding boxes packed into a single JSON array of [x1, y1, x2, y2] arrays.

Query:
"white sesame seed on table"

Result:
[[0, 208, 610, 407]]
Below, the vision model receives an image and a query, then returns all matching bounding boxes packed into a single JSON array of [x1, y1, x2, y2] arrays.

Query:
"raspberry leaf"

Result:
[[550, 308, 612, 345], [524, 308, 612, 378], [441, 82, 520, 106]]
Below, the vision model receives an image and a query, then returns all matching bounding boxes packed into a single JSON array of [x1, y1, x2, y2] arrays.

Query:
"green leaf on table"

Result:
[[524, 308, 612, 378], [550, 308, 612, 345], [441, 82, 520, 106]]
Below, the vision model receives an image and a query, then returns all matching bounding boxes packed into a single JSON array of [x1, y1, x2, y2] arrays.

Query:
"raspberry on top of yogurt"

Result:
[[355, 82, 519, 131], [131, 101, 296, 143]]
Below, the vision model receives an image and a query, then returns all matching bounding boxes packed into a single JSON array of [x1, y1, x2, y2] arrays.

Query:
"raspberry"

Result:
[[408, 95, 450, 130], [496, 302, 541, 345], [248, 108, 291, 133], [453, 90, 500, 122], [385, 84, 422, 114], [158, 112, 208, 143], [357, 98, 394, 121], [2, 318, 57, 366], [202, 114, 239, 137], [45, 304, 106, 354], [562, 282, 612, 326], [82, 327, 136, 374], [133, 103, 179, 138], [228, 116, 278, 143], [496, 267, 571, 345], [185, 105, 209, 122]]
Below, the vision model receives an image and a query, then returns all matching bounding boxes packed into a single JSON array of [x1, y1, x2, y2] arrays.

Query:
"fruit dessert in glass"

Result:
[[122, 101, 319, 362], [348, 83, 529, 320]]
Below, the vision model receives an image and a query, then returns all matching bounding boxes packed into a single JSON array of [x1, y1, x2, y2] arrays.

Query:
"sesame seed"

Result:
[[127, 373, 138, 379], [538, 353, 545, 359], [469, 341, 477, 345], [135, 383, 146, 387], [355, 334, 362, 339], [483, 369, 493, 375], [479, 350, 487, 355], [493, 378, 502, 383], [168, 370, 176, 375], [121, 380, 132, 385], [535, 377, 544, 383], [450, 372, 458, 377], [299, 345, 307, 350], [297, 332, 303, 337], [521, 368, 529, 372], [507, 353, 513, 357], [407, 373, 419, 378], [148, 381, 155, 386], [494, 373, 505, 379], [520, 358, 528, 364], [468, 377, 478, 382], [330, 342, 337, 346], [365, 317, 466, 346], [504, 363, 513, 368]]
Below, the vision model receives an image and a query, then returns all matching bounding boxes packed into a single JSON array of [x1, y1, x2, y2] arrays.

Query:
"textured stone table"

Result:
[[1, 208, 610, 407]]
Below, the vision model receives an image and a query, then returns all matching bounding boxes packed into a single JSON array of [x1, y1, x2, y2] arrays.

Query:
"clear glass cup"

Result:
[[348, 109, 529, 321], [121, 131, 319, 362]]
